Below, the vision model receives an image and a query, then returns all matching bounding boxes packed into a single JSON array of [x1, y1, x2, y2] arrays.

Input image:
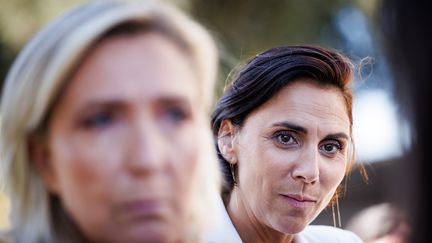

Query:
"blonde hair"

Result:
[[0, 0, 220, 242]]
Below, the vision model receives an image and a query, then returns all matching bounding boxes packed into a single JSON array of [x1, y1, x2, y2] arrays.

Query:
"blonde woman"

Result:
[[0, 0, 220, 242]]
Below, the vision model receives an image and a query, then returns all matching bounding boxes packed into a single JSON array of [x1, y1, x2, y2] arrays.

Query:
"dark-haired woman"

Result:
[[207, 45, 364, 243]]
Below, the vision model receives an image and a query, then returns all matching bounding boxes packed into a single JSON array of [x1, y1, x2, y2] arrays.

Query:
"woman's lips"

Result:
[[115, 200, 165, 222], [281, 194, 317, 209]]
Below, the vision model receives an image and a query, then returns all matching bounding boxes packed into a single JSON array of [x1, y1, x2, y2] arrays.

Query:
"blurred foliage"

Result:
[[0, 0, 88, 93], [192, 0, 344, 57], [0, 0, 380, 96], [0, 0, 88, 50], [191, 0, 351, 96], [189, 0, 382, 98]]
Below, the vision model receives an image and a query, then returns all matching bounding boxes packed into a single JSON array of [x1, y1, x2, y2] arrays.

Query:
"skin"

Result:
[[221, 80, 351, 243], [34, 32, 203, 242]]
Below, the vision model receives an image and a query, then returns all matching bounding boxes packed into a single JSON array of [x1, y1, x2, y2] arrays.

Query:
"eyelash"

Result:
[[271, 131, 299, 147], [162, 105, 190, 125], [319, 140, 344, 156], [271, 131, 345, 155], [80, 110, 116, 129], [81, 110, 115, 129]]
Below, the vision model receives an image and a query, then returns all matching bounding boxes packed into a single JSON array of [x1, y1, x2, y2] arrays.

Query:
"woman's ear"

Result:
[[28, 134, 59, 194], [217, 119, 238, 164]]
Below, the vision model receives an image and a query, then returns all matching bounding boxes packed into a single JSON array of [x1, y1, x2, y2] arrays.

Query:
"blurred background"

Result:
[[0, 0, 416, 238]]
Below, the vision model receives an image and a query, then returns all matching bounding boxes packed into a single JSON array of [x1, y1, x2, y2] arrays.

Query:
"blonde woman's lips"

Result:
[[114, 199, 165, 223]]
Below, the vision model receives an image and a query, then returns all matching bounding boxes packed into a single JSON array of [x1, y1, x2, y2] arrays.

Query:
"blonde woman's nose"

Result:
[[125, 121, 165, 175]]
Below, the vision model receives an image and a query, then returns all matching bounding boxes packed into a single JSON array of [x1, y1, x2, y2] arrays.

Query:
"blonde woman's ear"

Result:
[[217, 119, 238, 164], [28, 135, 60, 194]]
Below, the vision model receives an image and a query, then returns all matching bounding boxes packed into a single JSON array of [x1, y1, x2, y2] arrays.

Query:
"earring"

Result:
[[229, 162, 237, 186], [332, 196, 342, 227]]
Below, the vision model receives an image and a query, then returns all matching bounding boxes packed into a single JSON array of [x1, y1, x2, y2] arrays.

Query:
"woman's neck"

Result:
[[226, 189, 295, 243]]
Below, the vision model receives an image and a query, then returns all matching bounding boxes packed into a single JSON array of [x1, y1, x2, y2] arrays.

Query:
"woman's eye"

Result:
[[272, 131, 298, 147], [319, 142, 342, 155], [163, 106, 189, 124], [278, 134, 293, 144], [81, 111, 115, 129]]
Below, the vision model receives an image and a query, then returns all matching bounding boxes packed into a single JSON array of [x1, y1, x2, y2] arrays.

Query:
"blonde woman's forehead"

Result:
[[59, 32, 200, 110]]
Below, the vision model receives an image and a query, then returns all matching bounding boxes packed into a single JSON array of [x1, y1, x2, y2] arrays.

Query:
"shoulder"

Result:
[[203, 197, 242, 243], [296, 225, 364, 243]]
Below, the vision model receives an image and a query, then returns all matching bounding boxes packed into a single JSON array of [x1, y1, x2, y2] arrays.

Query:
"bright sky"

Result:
[[352, 89, 410, 163]]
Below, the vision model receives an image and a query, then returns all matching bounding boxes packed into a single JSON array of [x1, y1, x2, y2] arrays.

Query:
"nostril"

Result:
[[295, 175, 318, 184], [293, 164, 320, 184], [292, 149, 320, 184]]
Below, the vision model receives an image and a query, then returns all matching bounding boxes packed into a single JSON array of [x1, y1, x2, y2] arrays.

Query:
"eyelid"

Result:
[[271, 130, 300, 147], [325, 139, 344, 150], [79, 109, 116, 129], [271, 130, 295, 138], [319, 140, 345, 157], [155, 103, 193, 131], [164, 106, 188, 122]]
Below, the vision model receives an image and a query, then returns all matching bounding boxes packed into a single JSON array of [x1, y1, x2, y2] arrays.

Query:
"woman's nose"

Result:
[[291, 146, 320, 184], [125, 120, 165, 175]]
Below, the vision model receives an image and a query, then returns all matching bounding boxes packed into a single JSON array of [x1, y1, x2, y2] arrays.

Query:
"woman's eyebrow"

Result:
[[272, 121, 350, 140], [271, 121, 308, 134], [324, 133, 350, 141]]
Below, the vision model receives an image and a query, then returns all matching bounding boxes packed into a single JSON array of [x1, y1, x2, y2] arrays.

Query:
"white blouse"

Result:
[[204, 197, 364, 243]]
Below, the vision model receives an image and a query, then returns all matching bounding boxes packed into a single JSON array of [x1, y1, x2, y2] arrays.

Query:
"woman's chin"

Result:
[[106, 221, 182, 243], [273, 218, 308, 235]]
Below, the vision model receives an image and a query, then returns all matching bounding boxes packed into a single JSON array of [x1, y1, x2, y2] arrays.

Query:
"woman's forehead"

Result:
[[243, 81, 351, 133]]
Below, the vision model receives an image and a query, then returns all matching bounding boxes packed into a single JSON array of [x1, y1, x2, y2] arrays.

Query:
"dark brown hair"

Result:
[[211, 45, 355, 198]]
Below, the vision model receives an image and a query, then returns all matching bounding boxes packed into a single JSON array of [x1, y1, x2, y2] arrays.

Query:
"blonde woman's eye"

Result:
[[163, 106, 190, 125], [81, 111, 115, 129], [167, 108, 183, 120]]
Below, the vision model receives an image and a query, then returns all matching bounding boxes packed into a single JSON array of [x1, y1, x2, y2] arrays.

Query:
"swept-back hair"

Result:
[[211, 45, 355, 198]]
